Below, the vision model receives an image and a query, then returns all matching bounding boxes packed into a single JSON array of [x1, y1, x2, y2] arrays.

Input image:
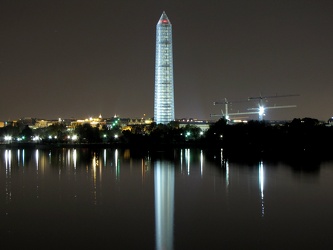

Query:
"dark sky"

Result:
[[1, 0, 332, 121]]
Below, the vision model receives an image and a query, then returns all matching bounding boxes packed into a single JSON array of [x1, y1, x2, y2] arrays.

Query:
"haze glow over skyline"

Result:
[[1, 1, 332, 121]]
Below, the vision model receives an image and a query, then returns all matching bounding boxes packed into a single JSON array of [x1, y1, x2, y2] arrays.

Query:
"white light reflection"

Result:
[[115, 149, 120, 179], [67, 149, 71, 165], [220, 148, 223, 166], [35, 149, 39, 199], [5, 150, 12, 170], [185, 149, 190, 175], [35, 149, 39, 170], [259, 161, 265, 217], [17, 149, 20, 167], [115, 149, 118, 167], [22, 149, 25, 167], [154, 161, 174, 250], [200, 150, 203, 177], [225, 161, 229, 188], [221, 148, 229, 188], [73, 149, 77, 169], [5, 150, 12, 202], [180, 149, 183, 173], [103, 149, 106, 167]]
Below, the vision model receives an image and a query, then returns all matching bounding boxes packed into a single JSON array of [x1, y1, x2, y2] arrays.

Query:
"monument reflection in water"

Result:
[[2, 148, 333, 249], [154, 160, 174, 250]]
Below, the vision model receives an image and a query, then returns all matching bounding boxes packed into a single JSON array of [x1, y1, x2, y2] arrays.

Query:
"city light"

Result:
[[259, 106, 265, 116], [32, 136, 41, 141], [4, 135, 12, 141]]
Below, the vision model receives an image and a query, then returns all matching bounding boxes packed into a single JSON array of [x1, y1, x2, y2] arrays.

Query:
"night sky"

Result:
[[1, 0, 332, 121]]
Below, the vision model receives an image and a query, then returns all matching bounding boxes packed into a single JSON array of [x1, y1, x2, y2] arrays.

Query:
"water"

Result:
[[1, 147, 333, 250]]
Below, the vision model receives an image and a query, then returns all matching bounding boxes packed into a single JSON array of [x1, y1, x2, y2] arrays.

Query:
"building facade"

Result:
[[154, 11, 175, 125]]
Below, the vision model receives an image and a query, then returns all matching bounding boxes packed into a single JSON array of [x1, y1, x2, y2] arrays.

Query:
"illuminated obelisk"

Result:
[[154, 11, 175, 124]]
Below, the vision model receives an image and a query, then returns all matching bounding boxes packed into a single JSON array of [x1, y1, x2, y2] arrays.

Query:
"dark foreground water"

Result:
[[1, 147, 333, 250]]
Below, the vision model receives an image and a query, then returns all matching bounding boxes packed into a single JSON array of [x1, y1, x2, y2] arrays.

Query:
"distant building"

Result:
[[34, 119, 59, 128], [177, 118, 213, 131], [19, 117, 36, 128], [154, 11, 175, 125], [70, 115, 106, 129], [128, 118, 153, 126]]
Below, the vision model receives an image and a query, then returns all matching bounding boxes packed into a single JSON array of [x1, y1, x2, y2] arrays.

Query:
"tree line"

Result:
[[1, 118, 333, 158]]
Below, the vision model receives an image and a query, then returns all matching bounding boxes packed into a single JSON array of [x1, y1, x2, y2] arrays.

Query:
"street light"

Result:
[[4, 135, 12, 142], [32, 136, 41, 141]]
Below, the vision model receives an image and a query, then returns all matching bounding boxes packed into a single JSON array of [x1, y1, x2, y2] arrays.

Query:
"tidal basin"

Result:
[[1, 147, 333, 249]]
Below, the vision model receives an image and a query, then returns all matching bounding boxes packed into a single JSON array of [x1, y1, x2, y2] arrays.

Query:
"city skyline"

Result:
[[0, 1, 332, 121]]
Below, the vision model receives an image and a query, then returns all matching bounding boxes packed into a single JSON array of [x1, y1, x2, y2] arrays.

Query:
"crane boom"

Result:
[[248, 93, 299, 101]]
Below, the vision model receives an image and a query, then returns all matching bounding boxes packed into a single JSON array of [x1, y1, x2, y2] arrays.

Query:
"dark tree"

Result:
[[20, 125, 33, 141], [75, 124, 101, 143]]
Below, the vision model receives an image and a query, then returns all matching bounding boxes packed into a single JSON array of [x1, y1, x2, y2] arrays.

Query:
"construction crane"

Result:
[[212, 98, 232, 120], [212, 94, 299, 121], [211, 98, 256, 122], [247, 93, 299, 121]]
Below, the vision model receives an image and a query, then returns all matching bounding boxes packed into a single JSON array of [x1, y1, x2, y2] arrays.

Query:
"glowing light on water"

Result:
[[17, 149, 20, 167], [73, 149, 77, 169], [200, 150, 203, 177], [103, 149, 106, 167], [35, 150, 39, 170], [226, 161, 229, 188], [180, 149, 183, 172], [259, 161, 265, 217], [22, 149, 25, 167], [4, 150, 12, 202], [154, 161, 174, 250], [5, 150, 11, 170], [67, 149, 70, 165], [115, 149, 120, 179], [185, 149, 190, 175]]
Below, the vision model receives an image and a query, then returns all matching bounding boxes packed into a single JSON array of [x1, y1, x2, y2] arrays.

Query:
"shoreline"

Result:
[[1, 141, 332, 162]]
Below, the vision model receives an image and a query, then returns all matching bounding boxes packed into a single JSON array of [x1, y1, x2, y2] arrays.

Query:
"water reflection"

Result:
[[35, 149, 39, 169], [185, 149, 190, 175], [259, 161, 265, 217], [5, 149, 11, 169], [154, 160, 175, 250], [73, 149, 77, 169], [200, 150, 203, 177], [115, 149, 120, 179], [22, 149, 25, 166], [1, 147, 333, 249], [4, 150, 12, 203], [221, 148, 230, 188]]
